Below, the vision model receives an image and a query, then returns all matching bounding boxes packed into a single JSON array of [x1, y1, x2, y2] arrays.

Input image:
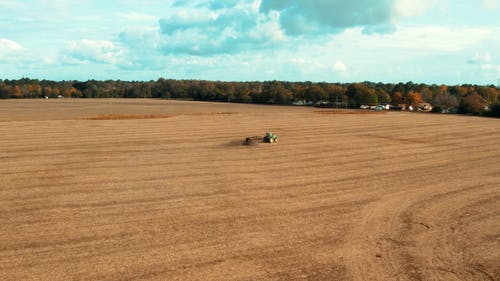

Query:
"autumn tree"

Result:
[[1, 78, 498, 119], [419, 85, 433, 102], [432, 91, 458, 110], [291, 84, 307, 101], [52, 87, 61, 97], [406, 91, 423, 106], [43, 86, 53, 97], [390, 92, 404, 105], [475, 86, 498, 104], [27, 84, 42, 97], [63, 87, 79, 98], [0, 84, 12, 99], [458, 93, 486, 115], [13, 85, 22, 98], [274, 86, 292, 104], [449, 85, 468, 98]]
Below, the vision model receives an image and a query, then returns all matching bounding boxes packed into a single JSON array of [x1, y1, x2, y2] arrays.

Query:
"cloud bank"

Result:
[[260, 0, 395, 35], [61, 0, 442, 62], [153, 0, 441, 56], [2, 0, 499, 84], [158, 1, 284, 55]]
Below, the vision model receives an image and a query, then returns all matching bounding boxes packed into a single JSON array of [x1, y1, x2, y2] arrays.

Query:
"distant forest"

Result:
[[1, 78, 499, 117]]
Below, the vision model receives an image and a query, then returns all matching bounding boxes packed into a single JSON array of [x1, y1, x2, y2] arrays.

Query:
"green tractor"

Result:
[[263, 132, 278, 143]]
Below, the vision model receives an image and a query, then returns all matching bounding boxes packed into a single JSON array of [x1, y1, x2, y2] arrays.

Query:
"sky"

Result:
[[0, 0, 499, 84]]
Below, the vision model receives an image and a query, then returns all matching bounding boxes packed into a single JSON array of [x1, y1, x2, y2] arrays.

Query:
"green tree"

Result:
[[347, 83, 377, 106], [234, 88, 252, 103], [375, 88, 391, 104], [274, 86, 292, 104], [325, 84, 347, 104], [305, 85, 328, 102]]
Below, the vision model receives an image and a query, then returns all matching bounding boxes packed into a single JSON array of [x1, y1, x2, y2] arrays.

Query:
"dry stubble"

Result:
[[0, 99, 499, 280]]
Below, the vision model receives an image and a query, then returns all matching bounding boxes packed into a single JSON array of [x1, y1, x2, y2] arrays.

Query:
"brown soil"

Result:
[[82, 114, 176, 120], [0, 99, 499, 281], [82, 112, 235, 120], [313, 109, 387, 115]]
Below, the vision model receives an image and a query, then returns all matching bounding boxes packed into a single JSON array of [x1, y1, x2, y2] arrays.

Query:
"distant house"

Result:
[[293, 100, 313, 106], [293, 100, 306, 106], [397, 104, 408, 110], [359, 104, 390, 110], [397, 103, 432, 112], [416, 103, 433, 112]]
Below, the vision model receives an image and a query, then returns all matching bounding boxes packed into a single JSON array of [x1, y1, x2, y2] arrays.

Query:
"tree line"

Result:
[[1, 78, 499, 117]]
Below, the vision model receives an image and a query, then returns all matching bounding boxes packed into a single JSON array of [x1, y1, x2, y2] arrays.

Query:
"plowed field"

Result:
[[1, 99, 499, 280]]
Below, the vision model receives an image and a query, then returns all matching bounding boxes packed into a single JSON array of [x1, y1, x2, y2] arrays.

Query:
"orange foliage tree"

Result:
[[391, 92, 404, 105], [406, 91, 423, 106], [13, 85, 22, 98]]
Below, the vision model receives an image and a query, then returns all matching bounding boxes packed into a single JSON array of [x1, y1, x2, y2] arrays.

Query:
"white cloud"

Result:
[[333, 61, 347, 72], [0, 38, 22, 52], [482, 0, 499, 10], [469, 52, 493, 64], [0, 38, 24, 61], [117, 27, 167, 69], [64, 39, 123, 64], [119, 26, 160, 49], [278, 25, 500, 84], [394, 0, 438, 18], [0, 38, 55, 77], [248, 12, 286, 43], [158, 1, 288, 55], [468, 52, 499, 81], [154, 0, 447, 57], [336, 26, 494, 53], [116, 12, 158, 22], [260, 0, 395, 35]]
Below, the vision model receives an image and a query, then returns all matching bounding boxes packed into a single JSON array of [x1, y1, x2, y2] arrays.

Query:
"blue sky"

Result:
[[0, 0, 499, 84]]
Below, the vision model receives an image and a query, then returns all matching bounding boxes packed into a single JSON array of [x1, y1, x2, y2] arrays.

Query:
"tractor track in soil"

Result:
[[1, 99, 499, 280]]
